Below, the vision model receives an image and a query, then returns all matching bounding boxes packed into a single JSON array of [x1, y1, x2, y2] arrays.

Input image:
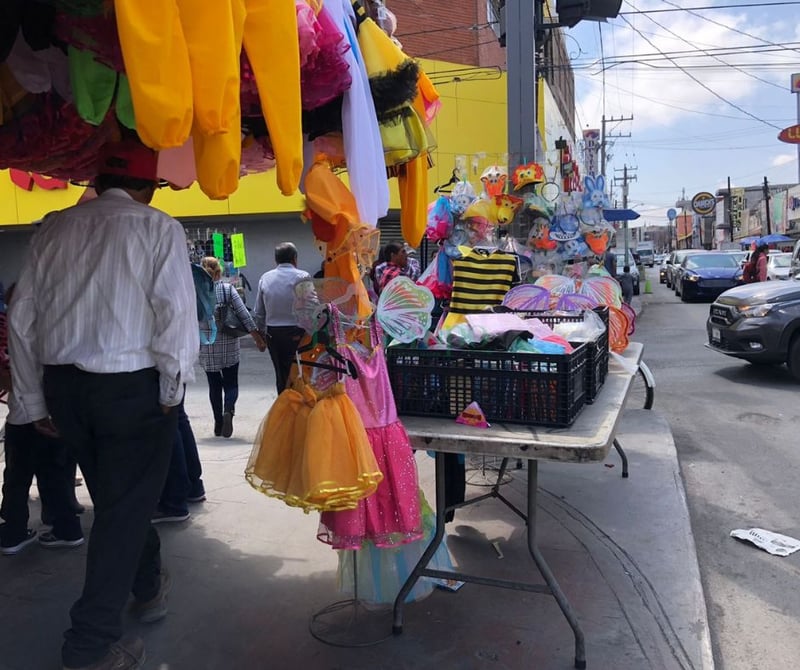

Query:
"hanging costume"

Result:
[[318, 308, 422, 550]]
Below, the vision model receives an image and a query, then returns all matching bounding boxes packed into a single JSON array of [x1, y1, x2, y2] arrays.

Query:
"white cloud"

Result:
[[772, 153, 796, 167]]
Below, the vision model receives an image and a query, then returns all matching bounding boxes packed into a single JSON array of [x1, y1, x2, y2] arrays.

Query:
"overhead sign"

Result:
[[792, 73, 800, 93], [666, 208, 677, 221], [778, 124, 800, 144], [691, 192, 716, 216]]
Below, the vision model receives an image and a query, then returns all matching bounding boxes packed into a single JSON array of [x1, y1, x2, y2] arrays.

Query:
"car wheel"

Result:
[[788, 335, 800, 381], [674, 281, 680, 297], [634, 280, 640, 296]]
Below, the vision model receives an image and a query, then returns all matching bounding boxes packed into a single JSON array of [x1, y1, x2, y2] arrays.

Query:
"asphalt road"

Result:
[[637, 277, 800, 669]]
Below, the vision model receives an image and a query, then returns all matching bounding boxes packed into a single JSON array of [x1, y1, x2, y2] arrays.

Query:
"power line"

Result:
[[619, 1, 800, 14], [618, 14, 782, 130]]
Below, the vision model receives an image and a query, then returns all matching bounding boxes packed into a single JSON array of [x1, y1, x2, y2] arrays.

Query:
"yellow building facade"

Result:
[[0, 59, 508, 227]]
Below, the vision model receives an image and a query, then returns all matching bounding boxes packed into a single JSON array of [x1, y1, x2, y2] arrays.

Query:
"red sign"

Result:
[[778, 124, 800, 144]]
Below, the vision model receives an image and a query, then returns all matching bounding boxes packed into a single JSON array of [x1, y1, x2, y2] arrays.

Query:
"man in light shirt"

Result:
[[8, 139, 199, 670], [253, 242, 310, 393]]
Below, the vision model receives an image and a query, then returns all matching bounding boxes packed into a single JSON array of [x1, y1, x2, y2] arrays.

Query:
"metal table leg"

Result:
[[613, 438, 629, 478], [527, 461, 586, 669]]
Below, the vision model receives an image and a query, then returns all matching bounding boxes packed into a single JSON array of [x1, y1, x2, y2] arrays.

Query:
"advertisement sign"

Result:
[[778, 124, 800, 144], [691, 191, 716, 215], [730, 187, 745, 233], [230, 233, 247, 267], [787, 185, 800, 231], [582, 128, 600, 177], [792, 73, 800, 93], [771, 190, 787, 234]]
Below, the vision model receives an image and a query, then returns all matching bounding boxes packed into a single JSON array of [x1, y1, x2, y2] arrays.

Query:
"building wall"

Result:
[[388, 0, 505, 67]]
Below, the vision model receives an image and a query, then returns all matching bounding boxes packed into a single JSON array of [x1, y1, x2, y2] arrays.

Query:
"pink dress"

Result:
[[318, 311, 422, 549]]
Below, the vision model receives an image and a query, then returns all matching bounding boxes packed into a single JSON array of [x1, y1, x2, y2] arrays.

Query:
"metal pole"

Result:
[[727, 176, 733, 242], [796, 90, 800, 183], [506, 0, 537, 173], [763, 176, 772, 236]]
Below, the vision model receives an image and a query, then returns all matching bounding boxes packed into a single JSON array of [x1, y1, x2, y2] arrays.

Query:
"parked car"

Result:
[[766, 252, 793, 280], [674, 252, 740, 301], [658, 257, 669, 284], [654, 253, 668, 264], [706, 281, 800, 379], [612, 249, 640, 295], [665, 249, 705, 289]]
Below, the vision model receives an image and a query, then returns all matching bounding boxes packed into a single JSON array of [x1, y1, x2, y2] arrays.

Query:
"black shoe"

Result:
[[151, 509, 190, 524], [1, 527, 38, 556], [221, 411, 234, 438], [38, 531, 85, 549], [213, 420, 222, 437]]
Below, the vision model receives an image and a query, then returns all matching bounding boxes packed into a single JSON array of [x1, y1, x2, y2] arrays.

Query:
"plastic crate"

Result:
[[515, 307, 609, 404], [387, 342, 588, 427]]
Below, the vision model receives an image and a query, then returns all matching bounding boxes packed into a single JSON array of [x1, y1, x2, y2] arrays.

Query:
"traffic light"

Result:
[[555, 0, 622, 28]]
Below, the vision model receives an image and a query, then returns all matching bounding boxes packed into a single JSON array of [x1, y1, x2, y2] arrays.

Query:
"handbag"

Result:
[[219, 284, 250, 338]]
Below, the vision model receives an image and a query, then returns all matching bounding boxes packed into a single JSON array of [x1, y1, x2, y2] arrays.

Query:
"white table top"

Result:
[[402, 342, 644, 463]]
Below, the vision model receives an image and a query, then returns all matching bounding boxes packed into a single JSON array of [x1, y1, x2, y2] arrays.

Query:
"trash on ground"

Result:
[[730, 528, 800, 557]]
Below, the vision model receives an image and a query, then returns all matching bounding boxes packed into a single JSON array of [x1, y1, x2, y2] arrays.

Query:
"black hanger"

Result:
[[295, 308, 358, 379], [434, 168, 461, 194]]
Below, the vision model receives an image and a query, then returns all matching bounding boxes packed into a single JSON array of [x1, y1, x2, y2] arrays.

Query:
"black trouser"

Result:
[[0, 422, 82, 541], [160, 398, 203, 514], [204, 362, 239, 422], [43, 365, 176, 668], [266, 326, 305, 393]]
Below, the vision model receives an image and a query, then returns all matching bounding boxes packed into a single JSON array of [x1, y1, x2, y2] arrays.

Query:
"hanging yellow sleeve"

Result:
[[242, 0, 303, 196], [114, 0, 193, 148]]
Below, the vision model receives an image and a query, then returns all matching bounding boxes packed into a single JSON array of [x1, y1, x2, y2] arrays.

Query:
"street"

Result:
[[638, 276, 800, 668]]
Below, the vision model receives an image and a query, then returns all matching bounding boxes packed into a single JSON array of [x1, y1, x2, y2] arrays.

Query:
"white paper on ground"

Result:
[[730, 528, 800, 557]]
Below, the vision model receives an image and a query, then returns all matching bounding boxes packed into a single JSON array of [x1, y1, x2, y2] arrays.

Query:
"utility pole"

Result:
[[600, 115, 632, 181], [506, 0, 537, 173], [762, 176, 772, 236], [726, 177, 733, 243], [614, 164, 637, 260]]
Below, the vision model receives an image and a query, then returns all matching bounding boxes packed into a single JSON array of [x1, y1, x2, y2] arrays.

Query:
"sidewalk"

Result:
[[0, 346, 712, 670]]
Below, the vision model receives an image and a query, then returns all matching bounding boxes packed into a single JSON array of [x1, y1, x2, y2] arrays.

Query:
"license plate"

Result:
[[711, 327, 721, 343]]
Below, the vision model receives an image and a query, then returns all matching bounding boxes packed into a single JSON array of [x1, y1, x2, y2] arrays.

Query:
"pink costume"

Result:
[[318, 309, 422, 549]]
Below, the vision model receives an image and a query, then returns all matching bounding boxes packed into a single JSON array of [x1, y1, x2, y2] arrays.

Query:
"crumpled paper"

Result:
[[730, 528, 800, 557]]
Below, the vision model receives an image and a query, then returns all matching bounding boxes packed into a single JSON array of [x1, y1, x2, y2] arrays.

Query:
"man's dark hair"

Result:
[[95, 174, 157, 193], [275, 242, 298, 264], [623, 265, 630, 273], [384, 242, 403, 259]]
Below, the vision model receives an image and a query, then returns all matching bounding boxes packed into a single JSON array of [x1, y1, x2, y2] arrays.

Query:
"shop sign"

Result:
[[778, 124, 800, 144], [792, 73, 800, 93], [691, 191, 716, 215]]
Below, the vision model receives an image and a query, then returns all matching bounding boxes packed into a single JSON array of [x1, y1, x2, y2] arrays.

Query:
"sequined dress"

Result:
[[317, 311, 422, 549]]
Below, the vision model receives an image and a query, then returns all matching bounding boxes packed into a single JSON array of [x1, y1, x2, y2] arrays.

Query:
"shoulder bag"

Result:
[[219, 284, 250, 338]]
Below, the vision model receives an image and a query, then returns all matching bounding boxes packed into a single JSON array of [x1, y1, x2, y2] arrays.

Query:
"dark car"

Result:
[[674, 252, 740, 301], [665, 249, 705, 289], [706, 282, 800, 379]]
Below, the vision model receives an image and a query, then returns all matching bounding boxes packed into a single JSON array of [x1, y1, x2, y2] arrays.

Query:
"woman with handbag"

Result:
[[199, 257, 267, 437]]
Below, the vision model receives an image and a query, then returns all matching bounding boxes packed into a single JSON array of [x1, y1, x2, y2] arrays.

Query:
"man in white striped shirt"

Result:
[[8, 139, 198, 670]]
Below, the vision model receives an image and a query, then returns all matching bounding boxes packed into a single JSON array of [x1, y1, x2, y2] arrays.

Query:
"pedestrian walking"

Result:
[[253, 243, 310, 394], [198, 257, 266, 438], [8, 139, 199, 670], [1, 284, 85, 555], [618, 265, 634, 305]]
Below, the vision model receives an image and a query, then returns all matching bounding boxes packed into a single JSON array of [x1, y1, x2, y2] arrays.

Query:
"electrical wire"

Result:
[[618, 14, 782, 130], [619, 1, 800, 15], [415, 38, 500, 60]]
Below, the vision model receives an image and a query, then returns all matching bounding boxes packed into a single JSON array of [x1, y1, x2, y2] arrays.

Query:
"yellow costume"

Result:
[[114, 0, 193, 149], [245, 375, 382, 513]]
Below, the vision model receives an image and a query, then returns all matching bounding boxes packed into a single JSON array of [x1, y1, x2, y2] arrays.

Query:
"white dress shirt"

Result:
[[253, 263, 310, 329], [8, 189, 199, 422]]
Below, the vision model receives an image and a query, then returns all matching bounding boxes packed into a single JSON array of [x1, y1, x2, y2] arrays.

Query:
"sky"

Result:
[[569, 0, 800, 230]]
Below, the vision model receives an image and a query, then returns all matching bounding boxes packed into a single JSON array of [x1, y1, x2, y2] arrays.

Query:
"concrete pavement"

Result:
[[0, 342, 713, 670]]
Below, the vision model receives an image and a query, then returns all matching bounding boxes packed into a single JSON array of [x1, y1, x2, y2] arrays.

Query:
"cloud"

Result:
[[772, 153, 796, 167]]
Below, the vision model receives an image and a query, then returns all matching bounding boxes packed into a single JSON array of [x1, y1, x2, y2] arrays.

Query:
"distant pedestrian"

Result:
[[618, 265, 634, 304], [199, 257, 266, 438], [8, 139, 199, 670], [253, 243, 311, 394], [743, 244, 768, 283], [603, 249, 617, 278]]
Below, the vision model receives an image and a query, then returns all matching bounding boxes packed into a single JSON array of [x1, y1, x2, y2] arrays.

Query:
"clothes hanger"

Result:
[[433, 168, 461, 194], [295, 308, 359, 379]]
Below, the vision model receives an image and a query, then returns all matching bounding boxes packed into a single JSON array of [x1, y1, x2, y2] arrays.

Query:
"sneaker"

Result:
[[38, 531, 85, 549], [0, 528, 37, 556], [130, 570, 172, 624], [63, 636, 145, 670], [151, 509, 190, 524], [186, 492, 206, 503], [221, 411, 234, 438]]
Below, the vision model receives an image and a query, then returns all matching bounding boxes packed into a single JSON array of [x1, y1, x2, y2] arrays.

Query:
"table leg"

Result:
[[613, 438, 629, 478], [392, 450, 447, 634], [527, 461, 587, 670]]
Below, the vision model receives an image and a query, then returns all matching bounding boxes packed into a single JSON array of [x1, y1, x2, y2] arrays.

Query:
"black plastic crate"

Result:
[[387, 342, 588, 427], [515, 307, 609, 403]]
